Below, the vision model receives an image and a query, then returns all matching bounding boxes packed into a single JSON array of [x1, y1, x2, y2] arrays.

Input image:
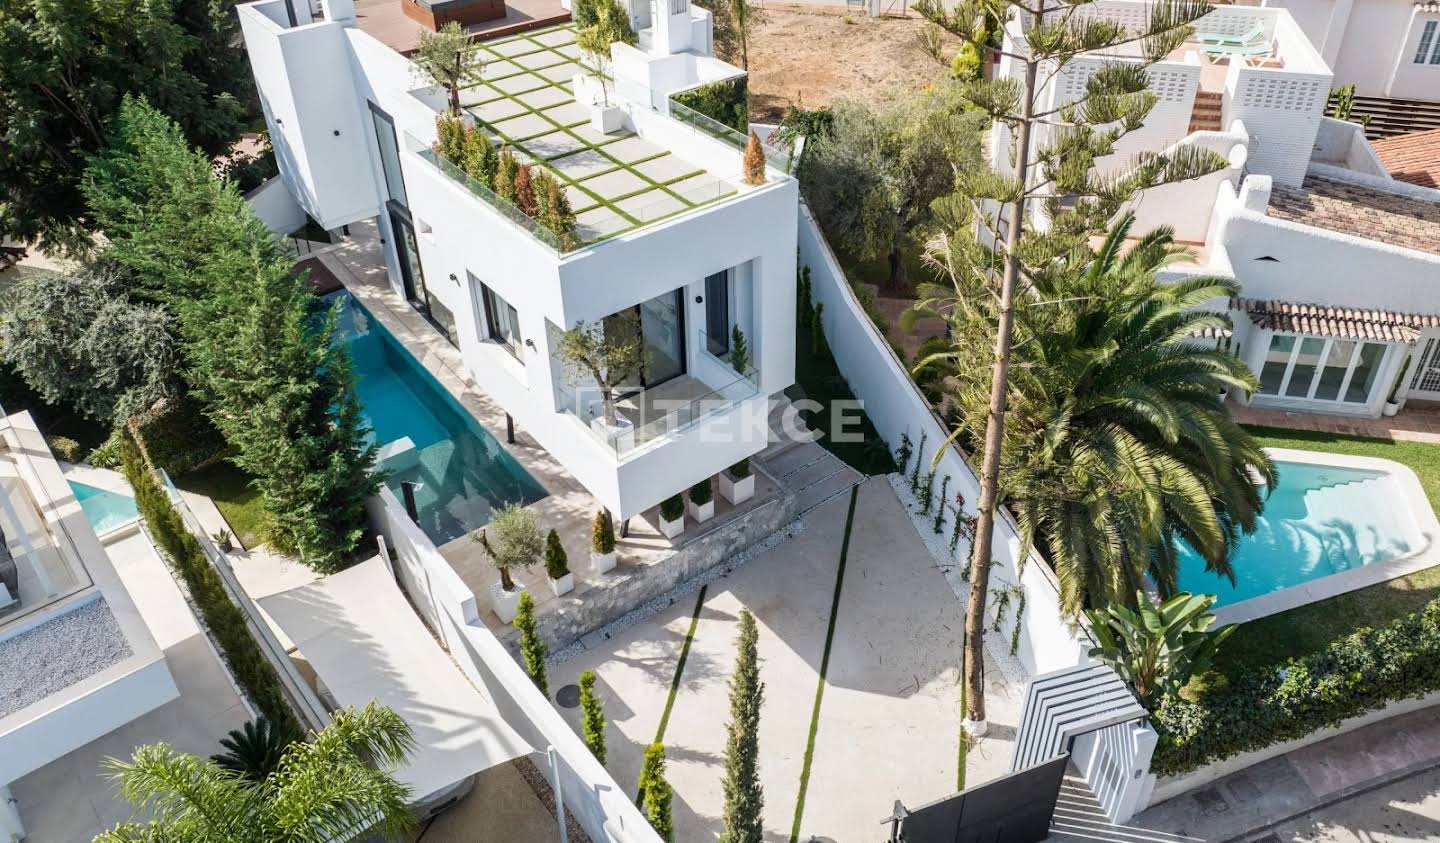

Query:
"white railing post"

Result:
[[548, 746, 569, 843]]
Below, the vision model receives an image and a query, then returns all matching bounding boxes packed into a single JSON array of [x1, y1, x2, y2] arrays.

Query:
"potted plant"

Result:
[[544, 528, 573, 596], [718, 458, 754, 505], [574, 0, 635, 134], [472, 503, 543, 623], [211, 529, 234, 553], [687, 477, 714, 523], [557, 314, 645, 453], [590, 509, 617, 574], [1385, 355, 1412, 417], [658, 494, 685, 539]]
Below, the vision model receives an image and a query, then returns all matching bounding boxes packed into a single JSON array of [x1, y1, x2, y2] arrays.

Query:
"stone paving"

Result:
[[1229, 399, 1440, 445]]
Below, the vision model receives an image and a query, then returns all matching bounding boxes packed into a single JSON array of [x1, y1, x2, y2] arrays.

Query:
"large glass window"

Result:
[[1285, 337, 1326, 397], [1345, 343, 1387, 403], [1258, 335, 1295, 395], [704, 270, 729, 356], [1313, 340, 1355, 401], [479, 280, 523, 357], [427, 295, 457, 347], [1416, 20, 1440, 64], [369, 104, 408, 208]]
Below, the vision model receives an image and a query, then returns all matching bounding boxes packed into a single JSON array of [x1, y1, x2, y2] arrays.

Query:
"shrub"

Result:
[[660, 494, 684, 522], [45, 434, 84, 463], [689, 478, 713, 506], [1152, 598, 1440, 777], [951, 42, 982, 81], [720, 609, 764, 842], [544, 528, 570, 580], [729, 326, 750, 374], [129, 394, 227, 477], [592, 509, 615, 555], [727, 458, 751, 479], [742, 131, 766, 186], [671, 78, 750, 134], [120, 432, 299, 733], [494, 148, 519, 203], [514, 591, 548, 697], [436, 113, 466, 163], [514, 164, 538, 217], [580, 669, 607, 765], [461, 124, 497, 184], [88, 431, 123, 469]]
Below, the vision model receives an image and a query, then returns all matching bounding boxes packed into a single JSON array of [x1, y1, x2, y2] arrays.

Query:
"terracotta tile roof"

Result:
[[1232, 298, 1440, 342], [1369, 128, 1440, 189], [1418, 0, 1440, 13], [1266, 175, 1440, 257]]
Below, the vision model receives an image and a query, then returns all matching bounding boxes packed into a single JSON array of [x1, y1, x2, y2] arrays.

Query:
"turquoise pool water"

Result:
[[69, 481, 140, 535], [1176, 460, 1423, 607], [323, 291, 546, 545]]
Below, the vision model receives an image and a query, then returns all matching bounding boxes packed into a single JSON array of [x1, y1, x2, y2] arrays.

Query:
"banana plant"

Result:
[[1086, 591, 1235, 706]]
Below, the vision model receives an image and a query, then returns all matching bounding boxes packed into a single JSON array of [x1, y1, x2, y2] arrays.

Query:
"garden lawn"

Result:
[[1200, 425, 1440, 682], [176, 459, 266, 550]]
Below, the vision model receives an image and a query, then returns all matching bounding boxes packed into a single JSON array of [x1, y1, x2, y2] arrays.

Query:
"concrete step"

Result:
[[793, 462, 864, 513], [763, 440, 835, 482]]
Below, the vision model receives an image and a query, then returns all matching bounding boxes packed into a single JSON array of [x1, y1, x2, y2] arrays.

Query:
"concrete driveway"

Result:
[[552, 476, 1003, 842]]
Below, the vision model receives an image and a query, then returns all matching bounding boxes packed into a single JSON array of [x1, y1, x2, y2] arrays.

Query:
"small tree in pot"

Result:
[[574, 0, 636, 131], [544, 528, 573, 596], [591, 509, 617, 574], [473, 503, 543, 623], [413, 22, 484, 116], [557, 314, 645, 450], [719, 458, 754, 505], [688, 477, 715, 523], [658, 493, 685, 539]]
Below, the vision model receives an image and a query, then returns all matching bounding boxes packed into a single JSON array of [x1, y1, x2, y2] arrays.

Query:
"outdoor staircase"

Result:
[[1188, 92, 1224, 133], [1046, 773, 1191, 843], [754, 395, 864, 514]]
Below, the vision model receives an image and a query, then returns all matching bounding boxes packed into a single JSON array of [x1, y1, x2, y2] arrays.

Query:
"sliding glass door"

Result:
[[1257, 333, 1391, 406], [604, 289, 686, 395]]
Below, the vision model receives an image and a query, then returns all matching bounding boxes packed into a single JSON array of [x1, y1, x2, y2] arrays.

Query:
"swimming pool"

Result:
[[323, 291, 547, 546], [69, 481, 140, 535], [1176, 452, 1434, 614]]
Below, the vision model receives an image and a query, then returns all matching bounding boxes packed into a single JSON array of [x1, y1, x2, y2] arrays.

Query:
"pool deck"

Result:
[[319, 220, 788, 640], [1211, 447, 1440, 625]]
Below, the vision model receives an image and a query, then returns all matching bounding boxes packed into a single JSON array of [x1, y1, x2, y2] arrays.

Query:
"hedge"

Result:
[[1152, 598, 1440, 777], [120, 431, 301, 734], [672, 77, 750, 135], [129, 394, 227, 477]]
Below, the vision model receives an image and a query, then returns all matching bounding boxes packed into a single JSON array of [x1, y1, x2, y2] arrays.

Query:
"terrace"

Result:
[[417, 24, 746, 248]]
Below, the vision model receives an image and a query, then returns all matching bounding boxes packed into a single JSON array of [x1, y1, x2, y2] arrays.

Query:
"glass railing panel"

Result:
[[666, 98, 796, 175], [559, 363, 760, 458]]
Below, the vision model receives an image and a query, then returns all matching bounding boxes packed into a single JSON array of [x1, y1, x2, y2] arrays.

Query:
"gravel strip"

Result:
[[549, 518, 806, 665], [0, 597, 133, 718]]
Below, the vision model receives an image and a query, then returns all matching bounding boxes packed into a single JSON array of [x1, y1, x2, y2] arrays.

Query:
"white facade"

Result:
[[1264, 0, 1440, 100], [238, 1, 798, 520], [996, 1, 1440, 420], [0, 413, 178, 841]]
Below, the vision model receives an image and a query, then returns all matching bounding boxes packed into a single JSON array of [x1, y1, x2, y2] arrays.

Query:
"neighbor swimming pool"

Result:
[[1176, 454, 1432, 611], [69, 481, 139, 535], [323, 291, 547, 546]]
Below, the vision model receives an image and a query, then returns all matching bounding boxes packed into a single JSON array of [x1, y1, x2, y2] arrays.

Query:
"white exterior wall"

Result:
[[1270, 0, 1440, 99], [239, 2, 797, 520]]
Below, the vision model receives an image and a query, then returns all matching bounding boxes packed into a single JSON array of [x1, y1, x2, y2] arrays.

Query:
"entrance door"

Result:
[[606, 289, 686, 395], [390, 209, 428, 315]]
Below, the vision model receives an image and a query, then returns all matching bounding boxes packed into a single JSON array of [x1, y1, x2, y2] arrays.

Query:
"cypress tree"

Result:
[[514, 591, 548, 697], [637, 742, 674, 842], [579, 669, 606, 765], [719, 609, 764, 843]]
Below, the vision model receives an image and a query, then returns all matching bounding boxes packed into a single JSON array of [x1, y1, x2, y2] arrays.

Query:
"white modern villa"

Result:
[[238, 0, 797, 525], [996, 0, 1440, 420], [0, 413, 178, 842]]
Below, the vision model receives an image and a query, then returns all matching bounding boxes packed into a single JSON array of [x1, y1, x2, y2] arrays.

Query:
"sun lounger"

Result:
[[1196, 25, 1263, 46]]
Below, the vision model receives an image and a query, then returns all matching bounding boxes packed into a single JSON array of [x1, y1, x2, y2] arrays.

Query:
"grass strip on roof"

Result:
[[789, 485, 859, 843]]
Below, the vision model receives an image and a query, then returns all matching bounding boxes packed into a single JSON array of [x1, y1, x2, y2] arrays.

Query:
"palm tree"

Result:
[[915, 212, 1274, 613], [211, 716, 302, 782], [95, 703, 416, 843]]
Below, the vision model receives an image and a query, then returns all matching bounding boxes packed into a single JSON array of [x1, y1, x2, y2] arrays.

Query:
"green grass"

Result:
[[789, 486, 859, 843], [1191, 425, 1440, 689], [175, 459, 266, 550], [794, 298, 897, 476]]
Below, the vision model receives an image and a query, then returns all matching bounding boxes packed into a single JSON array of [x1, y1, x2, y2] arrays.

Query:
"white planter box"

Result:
[[548, 573, 574, 597], [659, 513, 685, 539], [687, 499, 714, 523], [1384, 400, 1403, 417], [589, 103, 625, 135], [574, 73, 625, 134], [590, 414, 635, 453], [489, 581, 526, 624], [590, 550, 617, 574], [718, 472, 754, 505]]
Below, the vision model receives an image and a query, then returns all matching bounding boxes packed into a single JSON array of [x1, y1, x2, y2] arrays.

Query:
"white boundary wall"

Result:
[[796, 204, 1090, 678], [370, 487, 664, 843]]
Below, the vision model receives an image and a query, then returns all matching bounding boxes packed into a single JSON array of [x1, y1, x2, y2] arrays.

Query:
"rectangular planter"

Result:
[[718, 471, 754, 505], [688, 499, 714, 523], [659, 513, 685, 539], [489, 581, 526, 624], [590, 550, 616, 574], [548, 573, 574, 597]]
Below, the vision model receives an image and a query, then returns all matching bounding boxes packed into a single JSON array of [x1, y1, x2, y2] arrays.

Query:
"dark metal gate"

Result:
[[884, 754, 1069, 843]]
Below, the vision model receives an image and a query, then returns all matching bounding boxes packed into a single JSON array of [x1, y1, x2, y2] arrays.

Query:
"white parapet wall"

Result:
[[795, 204, 1091, 678], [370, 486, 665, 843]]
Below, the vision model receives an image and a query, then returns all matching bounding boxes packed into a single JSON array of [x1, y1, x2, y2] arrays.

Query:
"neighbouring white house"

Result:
[[1261, 0, 1440, 102], [993, 0, 1440, 420], [237, 0, 797, 525], [0, 412, 179, 842]]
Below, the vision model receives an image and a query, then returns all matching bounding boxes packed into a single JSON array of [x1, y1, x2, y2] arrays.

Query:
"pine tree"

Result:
[[579, 669, 606, 765], [911, 0, 1225, 725], [514, 591, 549, 697], [719, 609, 764, 843], [637, 742, 674, 842], [742, 131, 766, 186]]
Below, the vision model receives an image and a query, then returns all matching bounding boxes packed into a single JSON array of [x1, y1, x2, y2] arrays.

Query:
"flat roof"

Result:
[[1267, 175, 1440, 258], [355, 0, 569, 54], [459, 24, 739, 244], [0, 598, 131, 719]]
